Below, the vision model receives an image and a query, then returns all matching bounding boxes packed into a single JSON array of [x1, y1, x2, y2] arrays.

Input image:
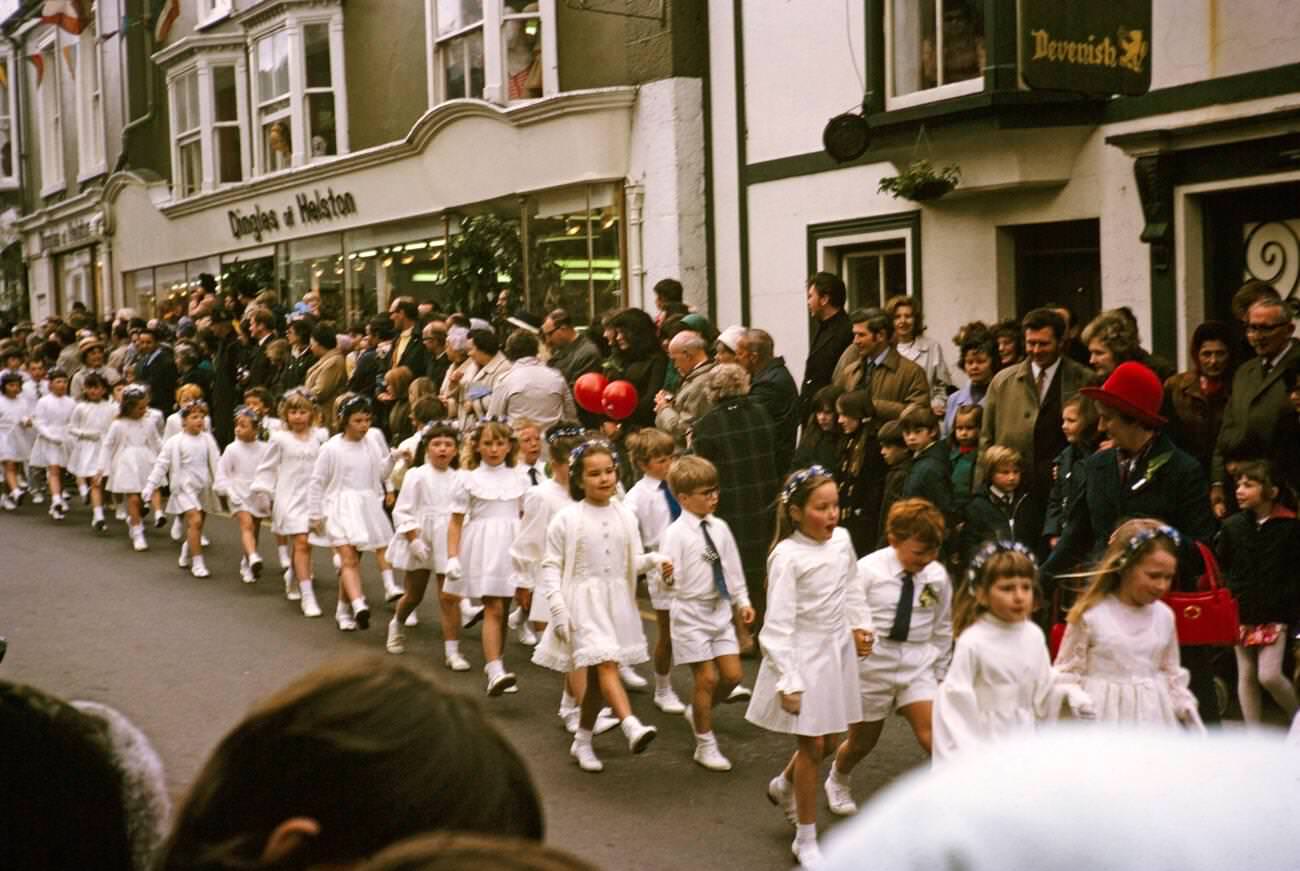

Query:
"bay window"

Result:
[[211, 65, 243, 183], [161, 42, 250, 199], [197, 0, 233, 27], [427, 0, 555, 107], [255, 30, 292, 171], [171, 70, 202, 197], [886, 0, 985, 109], [0, 54, 16, 186], [75, 22, 107, 179], [35, 37, 63, 195]]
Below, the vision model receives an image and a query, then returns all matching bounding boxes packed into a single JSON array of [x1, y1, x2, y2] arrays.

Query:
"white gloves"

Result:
[[408, 538, 431, 563], [250, 491, 272, 516], [140, 487, 154, 504], [1066, 686, 1097, 720], [445, 557, 463, 580], [549, 599, 573, 644]]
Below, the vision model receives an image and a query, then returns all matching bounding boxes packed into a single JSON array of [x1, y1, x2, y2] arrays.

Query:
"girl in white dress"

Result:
[[30, 368, 75, 520], [163, 384, 212, 542], [446, 418, 528, 696], [215, 406, 271, 584], [746, 465, 872, 869], [932, 542, 1087, 763], [1054, 518, 1204, 731], [144, 400, 221, 579], [386, 422, 464, 665], [0, 372, 32, 510], [244, 387, 291, 570], [99, 385, 163, 552], [531, 439, 665, 772], [308, 395, 394, 632], [252, 389, 326, 618], [67, 373, 116, 529]]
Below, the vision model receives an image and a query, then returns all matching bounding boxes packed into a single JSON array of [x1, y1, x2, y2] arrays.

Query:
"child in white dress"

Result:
[[1054, 518, 1204, 730], [144, 400, 221, 578], [308, 395, 395, 632], [622, 427, 684, 710], [825, 498, 953, 818], [163, 384, 212, 541], [215, 406, 271, 583], [30, 368, 75, 520], [99, 385, 163, 551], [660, 455, 755, 772], [67, 373, 117, 529], [931, 541, 1086, 764], [446, 417, 528, 696], [386, 423, 464, 665], [244, 387, 291, 570], [0, 372, 32, 509], [252, 389, 326, 618], [746, 465, 872, 869], [531, 439, 666, 772]]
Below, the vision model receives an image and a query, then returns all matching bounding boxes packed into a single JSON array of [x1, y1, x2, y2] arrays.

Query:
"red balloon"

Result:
[[574, 372, 609, 414], [601, 380, 639, 421]]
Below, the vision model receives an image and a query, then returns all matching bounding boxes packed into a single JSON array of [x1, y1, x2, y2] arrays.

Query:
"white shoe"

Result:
[[300, 586, 322, 618], [792, 837, 824, 869], [353, 601, 371, 630], [444, 651, 471, 671], [114, 505, 127, 521], [725, 684, 752, 704], [653, 688, 687, 714], [623, 720, 657, 754], [517, 622, 538, 646], [404, 611, 419, 627], [178, 541, 191, 569], [694, 741, 733, 772], [460, 600, 485, 629], [131, 528, 149, 552], [332, 552, 342, 571], [569, 739, 604, 773], [170, 516, 183, 541], [283, 568, 301, 601], [824, 771, 858, 816], [190, 558, 211, 579], [240, 562, 256, 584], [593, 709, 620, 735], [201, 534, 210, 547], [31, 490, 44, 505], [336, 602, 358, 631], [486, 670, 518, 697], [383, 580, 404, 604], [0, 495, 15, 511], [78, 483, 89, 503], [48, 503, 65, 521], [386, 618, 405, 654], [619, 665, 648, 689], [507, 606, 523, 630], [767, 774, 798, 824], [152, 511, 167, 529], [278, 547, 291, 570], [247, 554, 263, 579], [92, 515, 106, 533]]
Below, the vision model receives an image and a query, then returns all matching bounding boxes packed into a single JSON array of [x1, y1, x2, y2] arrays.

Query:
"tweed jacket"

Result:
[[304, 349, 348, 419], [656, 358, 716, 448], [978, 356, 1093, 476], [1211, 340, 1300, 484]]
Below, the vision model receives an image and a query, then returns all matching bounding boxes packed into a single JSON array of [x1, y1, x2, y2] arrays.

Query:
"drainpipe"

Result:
[[625, 182, 645, 309], [4, 24, 29, 319]]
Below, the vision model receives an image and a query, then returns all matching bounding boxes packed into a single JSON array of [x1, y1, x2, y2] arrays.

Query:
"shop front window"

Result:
[[123, 268, 157, 320], [278, 236, 345, 323], [345, 217, 449, 321], [888, 0, 985, 108], [503, 0, 542, 101], [529, 183, 623, 324]]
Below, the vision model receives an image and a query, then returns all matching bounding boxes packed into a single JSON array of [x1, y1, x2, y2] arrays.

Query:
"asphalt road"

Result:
[[1, 499, 927, 870]]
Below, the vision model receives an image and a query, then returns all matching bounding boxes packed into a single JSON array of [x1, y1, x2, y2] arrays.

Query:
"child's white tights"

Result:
[[1235, 636, 1299, 724]]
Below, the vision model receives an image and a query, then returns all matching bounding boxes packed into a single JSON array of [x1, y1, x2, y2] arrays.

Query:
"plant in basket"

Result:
[[878, 160, 961, 202]]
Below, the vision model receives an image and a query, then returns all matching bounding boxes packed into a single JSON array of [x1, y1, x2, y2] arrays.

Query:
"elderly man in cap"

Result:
[[70, 337, 121, 399]]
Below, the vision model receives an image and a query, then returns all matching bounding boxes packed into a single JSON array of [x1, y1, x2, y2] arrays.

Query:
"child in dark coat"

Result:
[[834, 389, 875, 555], [901, 404, 953, 520], [1215, 459, 1300, 725], [876, 419, 912, 547], [1043, 395, 1098, 549], [947, 403, 981, 515], [959, 445, 1042, 576], [792, 384, 841, 471]]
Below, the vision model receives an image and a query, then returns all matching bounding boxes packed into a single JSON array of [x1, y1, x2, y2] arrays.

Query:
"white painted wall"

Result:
[[707, 0, 743, 328], [1153, 0, 1300, 88], [627, 77, 708, 315], [741, 0, 866, 166]]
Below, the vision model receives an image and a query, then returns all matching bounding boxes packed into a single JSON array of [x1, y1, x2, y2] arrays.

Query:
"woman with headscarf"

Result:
[[607, 308, 668, 429]]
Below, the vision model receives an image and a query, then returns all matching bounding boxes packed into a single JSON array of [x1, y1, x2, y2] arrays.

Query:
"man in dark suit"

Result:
[[134, 327, 178, 415], [738, 328, 799, 474], [1210, 294, 1300, 517], [386, 297, 430, 377], [240, 307, 277, 391], [799, 271, 853, 427], [422, 318, 451, 389], [350, 315, 394, 398]]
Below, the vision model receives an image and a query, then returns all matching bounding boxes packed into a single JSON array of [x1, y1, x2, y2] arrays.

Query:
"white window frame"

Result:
[[75, 21, 107, 181], [425, 0, 557, 108], [884, 0, 984, 111], [247, 6, 349, 176], [35, 32, 64, 197], [165, 48, 250, 200], [0, 50, 18, 190], [196, 0, 233, 29], [168, 67, 202, 198], [817, 227, 916, 304]]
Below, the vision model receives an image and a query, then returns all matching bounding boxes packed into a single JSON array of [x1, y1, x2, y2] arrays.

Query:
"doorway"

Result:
[[1200, 181, 1300, 322], [1010, 219, 1101, 324]]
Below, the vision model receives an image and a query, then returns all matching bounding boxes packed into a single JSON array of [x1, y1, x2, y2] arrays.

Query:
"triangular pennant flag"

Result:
[[153, 0, 180, 44], [27, 53, 45, 87], [0, 62, 9, 91], [41, 0, 84, 35], [62, 45, 76, 80]]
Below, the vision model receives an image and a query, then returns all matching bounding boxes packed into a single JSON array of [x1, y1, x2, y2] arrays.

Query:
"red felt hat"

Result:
[[1080, 361, 1166, 427]]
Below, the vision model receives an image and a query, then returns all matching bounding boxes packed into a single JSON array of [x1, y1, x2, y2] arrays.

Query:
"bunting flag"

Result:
[[63, 45, 76, 79], [41, 0, 85, 35], [153, 0, 180, 44], [0, 62, 8, 91], [27, 53, 45, 87]]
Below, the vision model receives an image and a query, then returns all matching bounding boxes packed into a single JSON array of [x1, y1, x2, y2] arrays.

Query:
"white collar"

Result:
[[1031, 358, 1061, 381]]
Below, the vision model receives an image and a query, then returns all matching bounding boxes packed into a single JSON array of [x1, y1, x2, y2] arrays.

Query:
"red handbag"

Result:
[[1162, 542, 1239, 647]]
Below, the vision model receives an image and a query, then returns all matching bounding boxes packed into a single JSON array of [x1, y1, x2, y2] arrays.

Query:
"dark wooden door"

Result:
[[1202, 181, 1300, 322]]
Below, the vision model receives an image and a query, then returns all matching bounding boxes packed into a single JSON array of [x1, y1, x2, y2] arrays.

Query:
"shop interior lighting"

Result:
[[401, 254, 415, 265], [382, 257, 393, 267], [404, 242, 428, 251], [411, 271, 440, 283]]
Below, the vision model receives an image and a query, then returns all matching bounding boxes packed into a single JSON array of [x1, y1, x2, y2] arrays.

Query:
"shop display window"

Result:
[[428, 0, 552, 107]]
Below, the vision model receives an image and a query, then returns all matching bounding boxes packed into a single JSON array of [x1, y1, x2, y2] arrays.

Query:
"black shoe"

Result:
[[354, 607, 370, 630], [92, 518, 107, 534], [0, 637, 6, 663]]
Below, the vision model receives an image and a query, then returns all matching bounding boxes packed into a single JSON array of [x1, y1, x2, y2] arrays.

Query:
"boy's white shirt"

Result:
[[856, 545, 954, 679], [623, 473, 673, 550], [660, 509, 750, 608]]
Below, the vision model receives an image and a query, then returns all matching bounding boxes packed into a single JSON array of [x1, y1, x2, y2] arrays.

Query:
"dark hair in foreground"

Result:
[[356, 833, 599, 871], [158, 655, 544, 871]]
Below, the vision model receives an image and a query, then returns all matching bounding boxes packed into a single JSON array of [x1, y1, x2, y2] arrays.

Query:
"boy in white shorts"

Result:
[[826, 498, 952, 815], [660, 456, 755, 771]]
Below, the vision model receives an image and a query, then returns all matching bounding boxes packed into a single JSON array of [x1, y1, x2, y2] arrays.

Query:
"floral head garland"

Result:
[[283, 386, 316, 404], [1121, 524, 1182, 567], [546, 424, 587, 445], [780, 465, 831, 504], [569, 438, 618, 473], [121, 383, 150, 402], [233, 404, 261, 425], [474, 414, 511, 437], [337, 394, 372, 423], [419, 420, 462, 443], [966, 540, 1037, 587]]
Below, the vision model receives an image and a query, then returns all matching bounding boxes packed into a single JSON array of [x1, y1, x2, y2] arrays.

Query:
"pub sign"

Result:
[[1022, 0, 1152, 96]]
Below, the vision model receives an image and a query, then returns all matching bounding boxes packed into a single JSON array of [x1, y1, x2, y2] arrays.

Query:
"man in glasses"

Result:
[[1211, 290, 1299, 517]]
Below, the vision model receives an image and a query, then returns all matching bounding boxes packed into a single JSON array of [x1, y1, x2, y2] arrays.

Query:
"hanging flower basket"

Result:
[[878, 160, 961, 202]]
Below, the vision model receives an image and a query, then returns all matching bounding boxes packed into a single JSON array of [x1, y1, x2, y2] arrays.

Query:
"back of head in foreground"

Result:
[[356, 833, 599, 871], [158, 655, 544, 871], [821, 726, 1300, 871]]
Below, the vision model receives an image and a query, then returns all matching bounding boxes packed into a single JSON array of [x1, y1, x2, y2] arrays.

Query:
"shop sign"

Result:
[[1022, 0, 1152, 96], [228, 187, 358, 243], [39, 216, 100, 253]]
